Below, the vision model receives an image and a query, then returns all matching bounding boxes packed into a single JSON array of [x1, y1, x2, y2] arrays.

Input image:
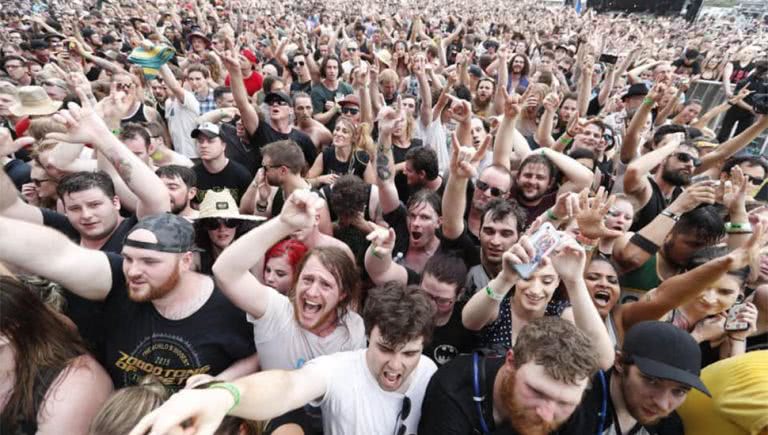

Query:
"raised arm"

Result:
[[535, 93, 560, 150], [462, 237, 526, 330], [441, 132, 490, 239], [220, 48, 260, 136], [623, 133, 682, 207], [620, 227, 760, 332], [620, 82, 664, 164], [699, 115, 768, 173], [212, 190, 321, 318], [49, 95, 170, 218], [0, 216, 113, 300], [540, 147, 593, 194], [372, 104, 401, 215], [130, 364, 328, 435], [493, 89, 522, 170], [551, 240, 615, 370], [576, 56, 594, 117], [364, 227, 408, 285], [0, 131, 42, 223], [415, 63, 432, 129], [158, 63, 186, 102]]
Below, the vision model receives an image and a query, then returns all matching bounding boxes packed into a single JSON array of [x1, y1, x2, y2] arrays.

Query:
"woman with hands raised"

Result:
[[461, 230, 615, 369]]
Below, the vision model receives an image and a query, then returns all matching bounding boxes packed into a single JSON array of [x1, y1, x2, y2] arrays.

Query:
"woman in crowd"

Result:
[[263, 239, 309, 295]]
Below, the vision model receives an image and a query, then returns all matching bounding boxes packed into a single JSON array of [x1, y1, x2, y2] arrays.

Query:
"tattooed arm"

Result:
[[373, 106, 400, 215]]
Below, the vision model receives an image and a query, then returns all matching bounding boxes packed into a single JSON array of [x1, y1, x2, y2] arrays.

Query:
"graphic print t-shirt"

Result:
[[102, 254, 255, 389]]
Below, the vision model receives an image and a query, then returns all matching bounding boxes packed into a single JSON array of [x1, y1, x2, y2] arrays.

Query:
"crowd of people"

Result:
[[0, 0, 767, 434]]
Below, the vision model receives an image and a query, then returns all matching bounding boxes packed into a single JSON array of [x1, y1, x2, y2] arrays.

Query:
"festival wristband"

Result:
[[204, 382, 241, 412], [725, 222, 753, 233], [546, 209, 560, 221], [485, 285, 506, 302], [559, 136, 574, 145], [642, 97, 654, 106]]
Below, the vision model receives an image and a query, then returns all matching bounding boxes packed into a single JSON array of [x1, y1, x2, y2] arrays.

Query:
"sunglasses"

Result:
[[476, 180, 507, 197], [341, 106, 359, 115], [116, 82, 134, 91], [201, 218, 239, 230], [267, 100, 289, 107], [747, 175, 765, 185], [674, 152, 701, 167], [294, 60, 305, 67], [394, 396, 411, 435]]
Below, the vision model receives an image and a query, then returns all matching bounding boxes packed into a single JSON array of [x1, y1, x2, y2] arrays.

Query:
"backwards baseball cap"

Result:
[[622, 321, 710, 396], [124, 213, 200, 253], [265, 91, 293, 106], [191, 122, 220, 139]]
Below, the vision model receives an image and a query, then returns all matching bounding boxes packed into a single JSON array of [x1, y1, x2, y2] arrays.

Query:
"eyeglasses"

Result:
[[32, 178, 51, 186], [674, 152, 701, 167], [116, 82, 134, 91], [394, 396, 411, 435], [341, 106, 359, 115], [426, 292, 455, 308], [201, 218, 239, 230], [475, 180, 507, 197]]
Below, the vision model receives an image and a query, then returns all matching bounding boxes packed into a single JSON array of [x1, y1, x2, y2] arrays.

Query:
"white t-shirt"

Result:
[[307, 349, 437, 435], [165, 90, 201, 158], [248, 289, 366, 370]]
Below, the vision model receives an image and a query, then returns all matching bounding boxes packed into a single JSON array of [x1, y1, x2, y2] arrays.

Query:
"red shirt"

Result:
[[225, 71, 264, 96]]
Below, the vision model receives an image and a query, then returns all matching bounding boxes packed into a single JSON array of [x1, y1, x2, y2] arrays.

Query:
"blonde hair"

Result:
[[27, 117, 66, 142], [89, 376, 169, 435]]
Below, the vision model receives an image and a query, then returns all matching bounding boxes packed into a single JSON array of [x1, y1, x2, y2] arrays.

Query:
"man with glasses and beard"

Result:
[[624, 134, 699, 231], [129, 282, 438, 435], [0, 213, 255, 390], [419, 317, 602, 435]]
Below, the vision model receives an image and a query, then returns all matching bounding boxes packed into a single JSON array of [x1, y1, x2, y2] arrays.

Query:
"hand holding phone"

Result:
[[512, 222, 562, 279]]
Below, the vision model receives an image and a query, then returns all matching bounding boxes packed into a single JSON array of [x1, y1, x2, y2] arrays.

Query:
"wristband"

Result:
[[642, 97, 654, 106], [660, 209, 680, 222], [726, 222, 753, 233], [111, 128, 122, 136], [559, 136, 574, 145], [204, 382, 241, 412], [546, 209, 560, 221], [629, 233, 659, 255], [484, 285, 506, 302]]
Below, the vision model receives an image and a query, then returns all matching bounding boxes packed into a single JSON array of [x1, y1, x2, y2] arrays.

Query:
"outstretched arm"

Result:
[[699, 115, 768, 173], [364, 227, 408, 285], [220, 48, 260, 136], [0, 216, 113, 300]]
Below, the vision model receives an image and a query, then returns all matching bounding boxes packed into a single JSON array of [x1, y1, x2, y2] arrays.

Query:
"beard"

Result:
[[660, 164, 691, 186], [128, 262, 180, 303], [170, 200, 187, 215], [619, 372, 665, 426], [500, 368, 562, 435]]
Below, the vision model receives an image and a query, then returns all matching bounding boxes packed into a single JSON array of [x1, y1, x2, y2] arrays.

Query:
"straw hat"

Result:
[[9, 86, 62, 117], [376, 49, 392, 68], [197, 190, 265, 221]]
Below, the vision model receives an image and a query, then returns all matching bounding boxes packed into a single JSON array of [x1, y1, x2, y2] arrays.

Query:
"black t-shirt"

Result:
[[42, 209, 139, 357], [560, 371, 684, 435], [419, 354, 518, 435], [630, 177, 683, 232], [423, 304, 480, 366], [514, 190, 557, 228], [102, 253, 255, 389], [392, 138, 423, 201], [193, 160, 252, 205], [439, 226, 481, 269], [321, 147, 369, 178], [384, 204, 411, 257], [672, 58, 702, 76], [248, 120, 317, 173], [221, 122, 258, 178]]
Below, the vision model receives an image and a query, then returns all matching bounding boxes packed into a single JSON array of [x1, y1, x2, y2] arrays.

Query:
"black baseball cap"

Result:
[[265, 91, 293, 106], [622, 321, 710, 396], [622, 83, 649, 101], [124, 213, 200, 253]]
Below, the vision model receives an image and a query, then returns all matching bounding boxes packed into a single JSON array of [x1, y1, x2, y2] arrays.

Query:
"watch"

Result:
[[660, 209, 680, 221]]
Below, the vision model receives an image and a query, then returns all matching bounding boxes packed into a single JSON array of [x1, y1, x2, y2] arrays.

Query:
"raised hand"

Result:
[[667, 179, 717, 215], [574, 187, 624, 240], [542, 92, 561, 113], [719, 165, 747, 212], [448, 98, 472, 123], [449, 132, 490, 180], [691, 314, 727, 344], [500, 236, 535, 282], [47, 94, 112, 146], [128, 388, 231, 435], [727, 220, 767, 272], [0, 127, 35, 157], [279, 189, 323, 231], [550, 238, 587, 285], [502, 88, 522, 120], [726, 302, 759, 341], [377, 98, 404, 135], [366, 226, 396, 258], [254, 168, 272, 203]]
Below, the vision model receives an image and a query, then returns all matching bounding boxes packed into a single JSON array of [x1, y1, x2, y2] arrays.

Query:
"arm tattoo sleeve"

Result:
[[376, 152, 392, 181]]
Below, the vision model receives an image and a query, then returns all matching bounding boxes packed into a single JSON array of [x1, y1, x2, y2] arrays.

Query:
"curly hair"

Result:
[[330, 174, 369, 219]]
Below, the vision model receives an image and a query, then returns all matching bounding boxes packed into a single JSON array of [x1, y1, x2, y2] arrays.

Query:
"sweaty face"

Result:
[[472, 168, 512, 211], [407, 202, 441, 249], [264, 254, 295, 295], [619, 365, 690, 426], [585, 260, 620, 318], [366, 326, 424, 392], [160, 176, 193, 214], [293, 255, 345, 334], [63, 188, 121, 241], [516, 163, 552, 203], [684, 274, 742, 319], [513, 262, 560, 313], [122, 233, 185, 303], [294, 97, 313, 121], [480, 214, 519, 265], [502, 362, 588, 435]]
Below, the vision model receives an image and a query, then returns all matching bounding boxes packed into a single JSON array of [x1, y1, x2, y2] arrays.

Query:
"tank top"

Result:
[[121, 102, 150, 125], [729, 61, 754, 84]]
